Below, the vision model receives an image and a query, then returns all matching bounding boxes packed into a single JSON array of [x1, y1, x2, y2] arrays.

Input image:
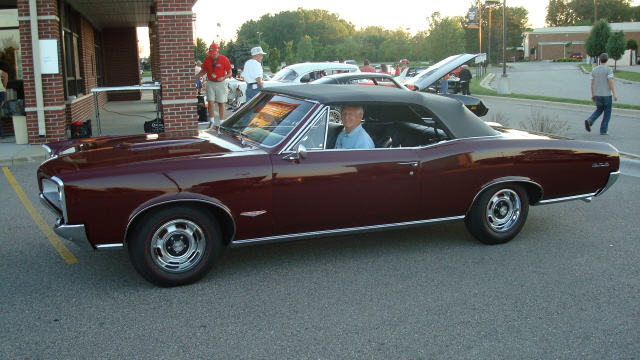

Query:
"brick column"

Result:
[[18, 0, 66, 144], [154, 0, 197, 132]]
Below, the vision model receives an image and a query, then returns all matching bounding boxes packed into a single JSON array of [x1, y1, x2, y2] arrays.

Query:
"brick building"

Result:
[[0, 0, 198, 144], [525, 22, 640, 61]]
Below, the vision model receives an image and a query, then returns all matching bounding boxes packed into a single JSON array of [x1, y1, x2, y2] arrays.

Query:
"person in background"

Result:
[[0, 61, 9, 139], [439, 73, 449, 94], [242, 46, 267, 102], [379, 64, 390, 75], [360, 59, 375, 73], [394, 63, 401, 76], [458, 65, 472, 95], [196, 44, 233, 126], [585, 53, 617, 135], [194, 60, 203, 95]]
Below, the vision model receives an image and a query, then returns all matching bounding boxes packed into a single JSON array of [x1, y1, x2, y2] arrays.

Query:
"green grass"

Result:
[[141, 70, 152, 77], [581, 64, 640, 82], [470, 73, 640, 111]]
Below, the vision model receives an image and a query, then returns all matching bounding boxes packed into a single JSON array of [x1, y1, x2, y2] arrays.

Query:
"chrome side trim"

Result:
[[230, 215, 465, 248], [53, 220, 94, 252], [95, 244, 124, 251], [537, 193, 597, 205], [595, 171, 620, 197]]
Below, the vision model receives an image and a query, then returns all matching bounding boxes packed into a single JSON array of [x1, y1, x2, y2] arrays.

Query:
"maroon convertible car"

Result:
[[38, 85, 620, 287]]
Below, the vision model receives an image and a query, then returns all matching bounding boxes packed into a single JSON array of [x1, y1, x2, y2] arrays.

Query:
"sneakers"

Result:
[[600, 132, 609, 135], [584, 120, 591, 132]]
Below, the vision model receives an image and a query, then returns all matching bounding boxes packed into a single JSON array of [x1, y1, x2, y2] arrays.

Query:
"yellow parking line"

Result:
[[2, 167, 78, 264]]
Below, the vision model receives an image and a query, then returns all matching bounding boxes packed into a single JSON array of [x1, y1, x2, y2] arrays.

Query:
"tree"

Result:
[[194, 37, 208, 62], [584, 19, 612, 60], [335, 36, 359, 61], [268, 47, 281, 73], [424, 12, 466, 64], [606, 30, 626, 69], [546, 0, 633, 26], [380, 29, 412, 62], [283, 41, 296, 66], [626, 38, 638, 52], [546, 0, 575, 27], [296, 35, 314, 62]]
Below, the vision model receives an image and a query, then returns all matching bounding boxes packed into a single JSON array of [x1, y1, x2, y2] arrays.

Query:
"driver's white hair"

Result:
[[340, 105, 363, 114]]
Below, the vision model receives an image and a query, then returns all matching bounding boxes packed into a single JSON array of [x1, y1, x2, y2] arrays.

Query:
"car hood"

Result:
[[41, 131, 254, 172], [405, 53, 478, 91]]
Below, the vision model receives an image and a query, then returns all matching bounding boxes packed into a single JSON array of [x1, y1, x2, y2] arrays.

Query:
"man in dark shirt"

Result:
[[458, 65, 472, 95]]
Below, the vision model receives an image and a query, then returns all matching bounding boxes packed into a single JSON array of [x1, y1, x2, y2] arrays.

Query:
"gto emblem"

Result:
[[240, 210, 267, 217], [592, 162, 609, 168]]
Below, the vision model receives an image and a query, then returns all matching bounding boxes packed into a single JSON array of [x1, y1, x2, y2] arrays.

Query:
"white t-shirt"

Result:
[[242, 58, 263, 85]]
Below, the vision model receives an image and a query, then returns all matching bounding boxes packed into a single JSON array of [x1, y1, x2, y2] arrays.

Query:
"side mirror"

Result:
[[297, 144, 307, 159], [283, 144, 307, 161]]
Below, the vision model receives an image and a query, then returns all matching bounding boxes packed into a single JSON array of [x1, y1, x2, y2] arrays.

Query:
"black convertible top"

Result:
[[262, 85, 498, 139]]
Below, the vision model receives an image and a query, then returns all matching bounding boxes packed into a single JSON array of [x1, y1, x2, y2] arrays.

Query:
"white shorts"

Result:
[[206, 80, 228, 103]]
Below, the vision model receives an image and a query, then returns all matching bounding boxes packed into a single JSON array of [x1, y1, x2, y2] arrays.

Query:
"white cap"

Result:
[[251, 46, 267, 56]]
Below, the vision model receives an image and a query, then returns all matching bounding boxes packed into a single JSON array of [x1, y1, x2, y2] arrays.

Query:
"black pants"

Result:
[[461, 81, 470, 95]]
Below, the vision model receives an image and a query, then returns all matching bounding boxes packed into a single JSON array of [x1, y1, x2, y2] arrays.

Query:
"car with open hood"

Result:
[[38, 85, 620, 287], [404, 53, 479, 94]]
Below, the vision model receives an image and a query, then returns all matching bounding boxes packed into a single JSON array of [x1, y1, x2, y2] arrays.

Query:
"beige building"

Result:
[[525, 22, 640, 63]]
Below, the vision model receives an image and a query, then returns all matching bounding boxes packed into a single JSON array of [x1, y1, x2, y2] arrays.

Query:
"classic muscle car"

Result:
[[38, 85, 620, 287], [312, 72, 489, 117]]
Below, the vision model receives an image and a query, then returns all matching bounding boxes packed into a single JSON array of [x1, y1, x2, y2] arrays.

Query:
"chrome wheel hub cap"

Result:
[[485, 189, 521, 232], [150, 219, 206, 273]]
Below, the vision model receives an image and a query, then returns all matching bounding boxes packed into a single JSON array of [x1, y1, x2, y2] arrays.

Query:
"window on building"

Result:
[[0, 9, 21, 80], [62, 3, 83, 97]]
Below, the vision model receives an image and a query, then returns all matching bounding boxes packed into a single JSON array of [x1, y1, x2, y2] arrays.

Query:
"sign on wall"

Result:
[[40, 39, 60, 74]]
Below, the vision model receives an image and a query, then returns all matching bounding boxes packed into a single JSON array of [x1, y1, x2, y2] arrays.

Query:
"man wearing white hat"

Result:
[[243, 46, 267, 102]]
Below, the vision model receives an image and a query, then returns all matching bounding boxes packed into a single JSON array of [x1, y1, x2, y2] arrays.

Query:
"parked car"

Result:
[[227, 62, 359, 108], [311, 72, 488, 116], [404, 53, 478, 95], [344, 60, 357, 66], [394, 66, 428, 82], [226, 73, 272, 110], [570, 53, 583, 60], [38, 85, 620, 287]]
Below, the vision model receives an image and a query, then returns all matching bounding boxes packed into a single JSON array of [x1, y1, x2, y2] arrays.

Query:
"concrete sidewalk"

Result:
[[1, 91, 210, 166]]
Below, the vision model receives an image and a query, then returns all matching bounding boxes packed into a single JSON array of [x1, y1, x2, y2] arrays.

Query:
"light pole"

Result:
[[497, 0, 511, 94], [257, 32, 262, 45]]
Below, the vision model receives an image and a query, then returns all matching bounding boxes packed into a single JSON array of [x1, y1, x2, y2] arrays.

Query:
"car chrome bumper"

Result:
[[596, 171, 620, 197], [53, 219, 94, 251]]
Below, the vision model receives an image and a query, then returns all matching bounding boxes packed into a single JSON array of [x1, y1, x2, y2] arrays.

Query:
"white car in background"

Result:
[[226, 73, 272, 110], [394, 66, 429, 82], [227, 62, 359, 109]]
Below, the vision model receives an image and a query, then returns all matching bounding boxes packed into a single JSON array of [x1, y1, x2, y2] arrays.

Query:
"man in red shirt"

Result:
[[360, 59, 375, 73], [196, 44, 232, 125]]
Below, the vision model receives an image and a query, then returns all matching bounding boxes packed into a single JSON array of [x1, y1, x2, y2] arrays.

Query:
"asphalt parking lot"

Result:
[[1, 159, 639, 359], [1, 61, 639, 358]]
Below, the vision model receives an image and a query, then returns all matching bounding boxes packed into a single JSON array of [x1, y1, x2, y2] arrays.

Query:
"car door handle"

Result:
[[396, 162, 418, 167]]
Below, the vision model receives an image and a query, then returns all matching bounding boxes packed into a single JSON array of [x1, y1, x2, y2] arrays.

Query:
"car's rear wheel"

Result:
[[129, 205, 221, 287], [465, 184, 529, 245]]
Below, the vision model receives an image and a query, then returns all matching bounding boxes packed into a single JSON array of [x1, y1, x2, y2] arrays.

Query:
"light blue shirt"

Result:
[[335, 124, 375, 149]]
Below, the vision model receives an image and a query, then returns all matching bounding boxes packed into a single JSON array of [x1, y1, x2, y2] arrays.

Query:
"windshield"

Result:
[[222, 94, 314, 147], [271, 68, 299, 82]]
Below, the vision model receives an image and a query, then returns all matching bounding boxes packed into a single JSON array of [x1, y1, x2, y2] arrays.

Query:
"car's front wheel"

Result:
[[465, 184, 529, 245], [129, 205, 221, 287]]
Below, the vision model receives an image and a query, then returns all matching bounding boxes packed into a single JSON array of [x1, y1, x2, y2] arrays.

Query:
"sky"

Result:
[[138, 0, 640, 56]]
